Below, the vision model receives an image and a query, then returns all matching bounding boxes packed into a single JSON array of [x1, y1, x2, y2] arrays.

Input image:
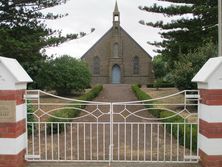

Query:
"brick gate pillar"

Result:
[[192, 57, 222, 167], [0, 57, 32, 167]]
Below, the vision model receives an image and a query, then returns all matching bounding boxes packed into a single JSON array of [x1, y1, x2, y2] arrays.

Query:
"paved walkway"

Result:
[[94, 84, 138, 102], [28, 84, 202, 167]]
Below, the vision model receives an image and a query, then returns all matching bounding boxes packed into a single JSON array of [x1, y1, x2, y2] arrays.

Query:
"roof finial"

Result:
[[114, 0, 119, 13]]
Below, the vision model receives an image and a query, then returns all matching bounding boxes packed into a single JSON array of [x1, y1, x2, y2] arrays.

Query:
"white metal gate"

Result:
[[25, 90, 199, 164]]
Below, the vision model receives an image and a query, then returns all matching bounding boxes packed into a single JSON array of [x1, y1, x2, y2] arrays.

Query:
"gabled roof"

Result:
[[120, 27, 152, 59], [81, 28, 112, 59], [81, 26, 152, 59], [0, 56, 33, 83], [192, 57, 222, 83]]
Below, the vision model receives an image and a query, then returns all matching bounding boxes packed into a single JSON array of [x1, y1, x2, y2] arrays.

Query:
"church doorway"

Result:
[[112, 64, 121, 84]]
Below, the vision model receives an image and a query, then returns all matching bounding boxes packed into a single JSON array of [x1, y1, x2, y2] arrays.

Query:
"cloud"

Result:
[[44, 0, 173, 58]]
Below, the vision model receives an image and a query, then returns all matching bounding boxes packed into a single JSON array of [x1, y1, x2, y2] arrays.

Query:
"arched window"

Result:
[[133, 56, 139, 74], [93, 56, 100, 75], [113, 43, 119, 58]]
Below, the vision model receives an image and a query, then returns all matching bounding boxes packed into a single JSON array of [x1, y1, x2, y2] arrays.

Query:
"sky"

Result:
[[43, 0, 180, 59]]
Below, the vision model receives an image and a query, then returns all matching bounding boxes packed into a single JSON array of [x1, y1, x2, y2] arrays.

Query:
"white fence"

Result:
[[25, 90, 199, 164]]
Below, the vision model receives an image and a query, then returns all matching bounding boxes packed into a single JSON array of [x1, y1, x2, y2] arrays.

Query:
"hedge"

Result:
[[147, 82, 174, 88], [161, 111, 198, 152], [132, 84, 152, 103], [154, 80, 175, 88], [78, 84, 103, 101], [131, 84, 197, 152], [146, 84, 154, 88], [47, 85, 103, 134]]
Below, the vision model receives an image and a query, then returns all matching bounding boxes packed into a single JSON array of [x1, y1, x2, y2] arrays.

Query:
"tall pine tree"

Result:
[[0, 0, 92, 88], [0, 0, 81, 62], [140, 0, 218, 67]]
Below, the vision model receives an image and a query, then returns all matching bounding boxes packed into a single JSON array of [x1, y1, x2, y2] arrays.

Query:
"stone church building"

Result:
[[81, 2, 154, 85]]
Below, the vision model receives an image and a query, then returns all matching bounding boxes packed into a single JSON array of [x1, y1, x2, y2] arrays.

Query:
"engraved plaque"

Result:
[[0, 101, 16, 123]]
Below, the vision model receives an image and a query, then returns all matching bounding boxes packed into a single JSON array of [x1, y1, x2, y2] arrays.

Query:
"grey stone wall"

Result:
[[91, 76, 109, 85], [82, 27, 154, 86]]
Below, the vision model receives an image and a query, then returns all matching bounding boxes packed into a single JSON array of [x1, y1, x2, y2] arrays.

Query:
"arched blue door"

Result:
[[112, 65, 121, 84]]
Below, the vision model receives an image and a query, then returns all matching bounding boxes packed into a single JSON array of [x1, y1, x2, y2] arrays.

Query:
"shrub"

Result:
[[160, 111, 183, 123], [132, 84, 152, 101], [153, 79, 162, 90], [79, 85, 103, 101], [47, 111, 71, 134], [132, 84, 153, 107], [47, 85, 103, 134], [37, 55, 91, 96], [153, 55, 168, 79], [153, 78, 174, 89], [160, 111, 197, 152], [137, 84, 142, 88], [146, 84, 154, 88], [148, 108, 162, 118], [172, 41, 217, 90]]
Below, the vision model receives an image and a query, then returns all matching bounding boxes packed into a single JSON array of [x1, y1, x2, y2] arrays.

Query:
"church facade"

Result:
[[81, 2, 154, 85]]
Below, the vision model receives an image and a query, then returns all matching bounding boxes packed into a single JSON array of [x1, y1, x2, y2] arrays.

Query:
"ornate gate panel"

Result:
[[111, 90, 199, 163], [25, 90, 111, 162], [25, 90, 199, 163]]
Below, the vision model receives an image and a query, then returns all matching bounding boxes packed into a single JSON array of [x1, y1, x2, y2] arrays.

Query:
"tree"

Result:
[[37, 55, 91, 95], [152, 55, 175, 89], [0, 0, 93, 88], [172, 41, 217, 90], [0, 0, 79, 60], [139, 0, 218, 67], [153, 54, 168, 79]]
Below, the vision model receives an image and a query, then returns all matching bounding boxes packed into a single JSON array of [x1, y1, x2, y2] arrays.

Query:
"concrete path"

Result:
[[94, 84, 137, 102], [28, 84, 202, 167]]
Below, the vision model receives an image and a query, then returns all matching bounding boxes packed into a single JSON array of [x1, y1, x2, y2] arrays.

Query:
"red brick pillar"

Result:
[[0, 56, 32, 167], [198, 89, 222, 167], [192, 57, 222, 167]]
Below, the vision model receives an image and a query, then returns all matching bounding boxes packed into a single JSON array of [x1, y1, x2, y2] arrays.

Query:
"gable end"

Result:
[[81, 28, 112, 59], [120, 27, 152, 59]]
